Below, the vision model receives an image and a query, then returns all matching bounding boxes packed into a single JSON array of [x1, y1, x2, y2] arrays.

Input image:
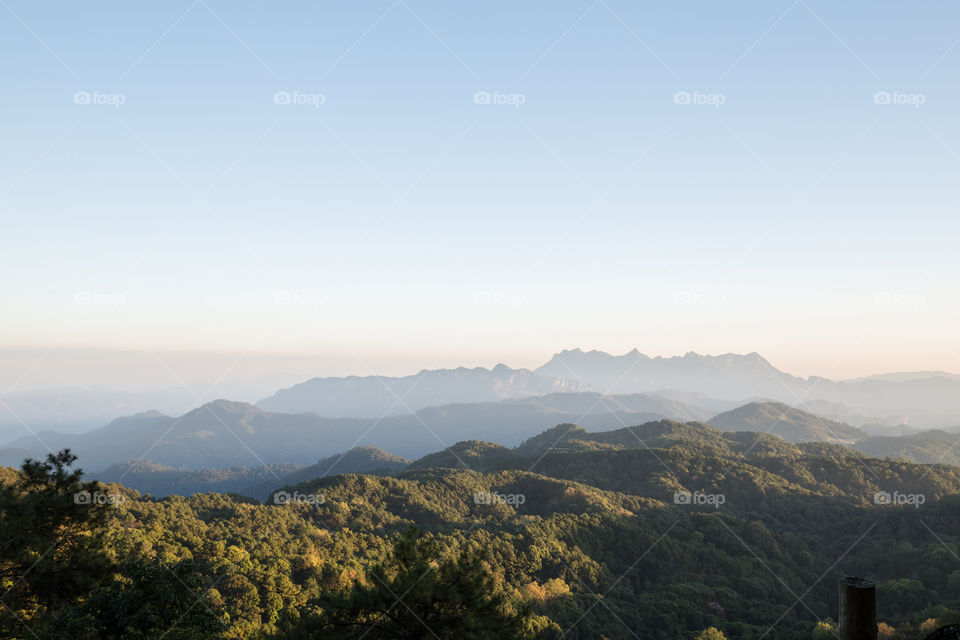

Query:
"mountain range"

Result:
[[12, 406, 960, 638], [255, 349, 960, 427], [4, 348, 960, 488], [7, 350, 960, 447], [534, 350, 960, 427], [0, 392, 714, 472], [7, 397, 957, 500], [256, 364, 589, 416]]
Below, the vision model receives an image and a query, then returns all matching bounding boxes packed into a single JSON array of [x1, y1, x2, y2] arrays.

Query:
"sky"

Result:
[[2, 0, 960, 389]]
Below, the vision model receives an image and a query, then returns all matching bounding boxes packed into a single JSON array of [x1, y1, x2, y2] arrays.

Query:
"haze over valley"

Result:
[[5, 349, 960, 508]]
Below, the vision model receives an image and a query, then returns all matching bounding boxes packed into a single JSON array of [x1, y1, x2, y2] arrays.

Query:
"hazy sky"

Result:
[[2, 1, 960, 388]]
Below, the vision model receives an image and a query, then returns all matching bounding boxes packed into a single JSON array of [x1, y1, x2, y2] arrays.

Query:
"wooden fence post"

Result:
[[839, 577, 877, 640]]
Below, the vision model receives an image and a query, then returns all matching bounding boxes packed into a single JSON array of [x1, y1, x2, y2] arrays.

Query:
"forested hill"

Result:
[[854, 429, 960, 467], [81, 412, 959, 499], [90, 446, 411, 499], [6, 422, 960, 639], [707, 401, 866, 442], [249, 422, 960, 637], [275, 420, 960, 519]]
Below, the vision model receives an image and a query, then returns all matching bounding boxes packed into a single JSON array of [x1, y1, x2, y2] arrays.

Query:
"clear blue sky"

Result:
[[2, 0, 959, 385]]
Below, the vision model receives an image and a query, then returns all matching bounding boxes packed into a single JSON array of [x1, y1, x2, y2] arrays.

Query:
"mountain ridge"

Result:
[[256, 365, 589, 417], [0, 392, 711, 471], [708, 401, 866, 443]]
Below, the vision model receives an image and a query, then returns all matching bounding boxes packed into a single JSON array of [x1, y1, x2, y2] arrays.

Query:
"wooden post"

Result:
[[839, 577, 877, 640]]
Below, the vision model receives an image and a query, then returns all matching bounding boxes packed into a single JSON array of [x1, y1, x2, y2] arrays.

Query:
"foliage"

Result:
[[812, 619, 837, 639], [296, 526, 531, 639], [0, 450, 113, 636], [6, 440, 960, 639], [44, 560, 225, 639]]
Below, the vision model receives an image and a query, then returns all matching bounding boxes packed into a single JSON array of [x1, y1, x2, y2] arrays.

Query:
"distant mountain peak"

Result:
[[535, 348, 797, 401], [204, 399, 255, 410], [190, 399, 260, 418], [708, 401, 864, 443], [132, 409, 168, 419], [515, 423, 589, 457], [257, 364, 588, 418], [408, 439, 513, 471]]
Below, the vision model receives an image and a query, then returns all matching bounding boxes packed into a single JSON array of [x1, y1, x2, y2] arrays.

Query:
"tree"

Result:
[[813, 619, 837, 640], [304, 526, 531, 639], [45, 560, 226, 640], [0, 450, 113, 635], [921, 618, 939, 634], [695, 627, 727, 640]]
